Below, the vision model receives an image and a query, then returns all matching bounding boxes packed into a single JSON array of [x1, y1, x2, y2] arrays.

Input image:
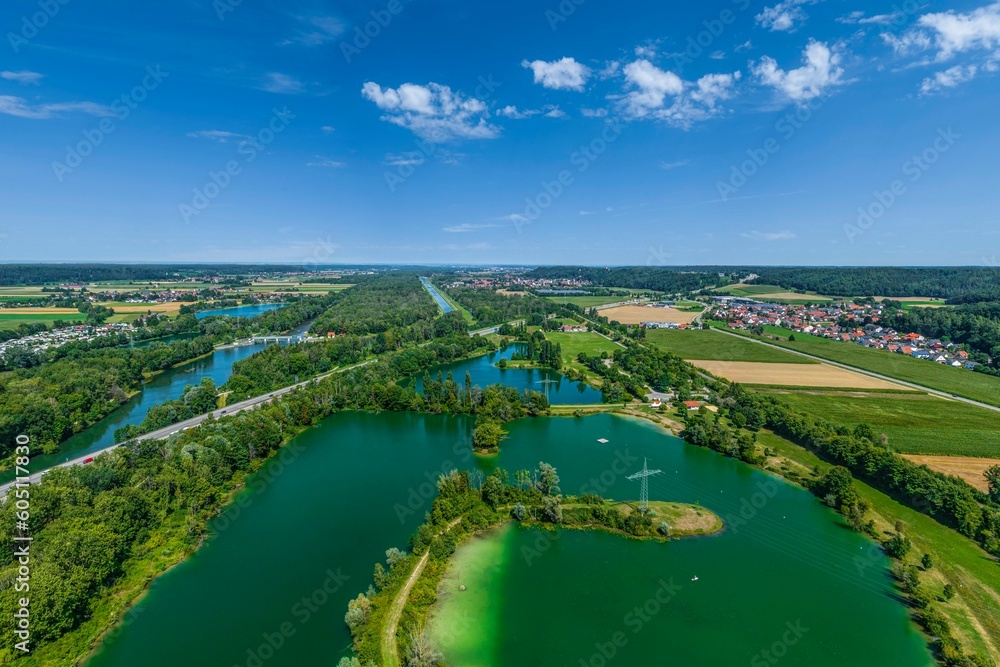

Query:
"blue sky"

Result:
[[1, 0, 999, 265]]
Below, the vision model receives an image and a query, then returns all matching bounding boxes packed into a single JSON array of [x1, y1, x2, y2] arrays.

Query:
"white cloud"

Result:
[[741, 230, 796, 240], [384, 153, 424, 166], [281, 15, 344, 47], [187, 130, 247, 142], [321, 125, 335, 133], [756, 0, 817, 32], [496, 105, 537, 119], [581, 107, 608, 118], [306, 157, 346, 168], [735, 40, 753, 52], [522, 57, 592, 91], [881, 3, 1000, 91], [919, 2, 1000, 60], [838, 10, 900, 25], [442, 222, 506, 233], [753, 40, 846, 102], [0, 70, 43, 85], [621, 59, 683, 116], [619, 60, 739, 127], [659, 159, 691, 170], [361, 81, 498, 142], [0, 96, 113, 119], [710, 50, 726, 60], [261, 72, 304, 94], [920, 64, 978, 93]]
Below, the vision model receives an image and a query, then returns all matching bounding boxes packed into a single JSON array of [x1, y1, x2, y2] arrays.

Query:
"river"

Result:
[[85, 363, 932, 666], [0, 342, 269, 484], [195, 303, 283, 319], [419, 276, 454, 314]]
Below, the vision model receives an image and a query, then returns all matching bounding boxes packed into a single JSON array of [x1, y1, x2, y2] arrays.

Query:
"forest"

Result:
[[0, 263, 306, 285], [748, 267, 1000, 301], [0, 292, 345, 459], [525, 266, 726, 294], [309, 274, 439, 336], [440, 285, 559, 327]]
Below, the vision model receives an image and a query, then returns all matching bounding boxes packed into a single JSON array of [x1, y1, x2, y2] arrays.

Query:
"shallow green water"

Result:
[[428, 416, 932, 666], [86, 410, 932, 667]]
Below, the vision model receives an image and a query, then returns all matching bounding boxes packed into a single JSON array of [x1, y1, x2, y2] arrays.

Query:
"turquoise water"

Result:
[[195, 303, 282, 319], [402, 344, 603, 404], [420, 276, 453, 313], [87, 409, 931, 667]]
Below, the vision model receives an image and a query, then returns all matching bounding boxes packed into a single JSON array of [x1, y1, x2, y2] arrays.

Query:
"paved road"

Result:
[[468, 319, 524, 337], [709, 327, 1000, 414], [0, 360, 374, 497]]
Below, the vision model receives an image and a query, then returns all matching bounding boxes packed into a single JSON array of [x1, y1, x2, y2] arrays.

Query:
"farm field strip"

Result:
[[690, 360, 904, 389], [900, 455, 1000, 492], [710, 325, 1000, 409], [601, 305, 701, 325], [647, 329, 816, 364], [758, 389, 1000, 458]]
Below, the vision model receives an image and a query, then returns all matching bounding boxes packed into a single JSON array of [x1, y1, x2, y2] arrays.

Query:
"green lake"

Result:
[[85, 407, 932, 666]]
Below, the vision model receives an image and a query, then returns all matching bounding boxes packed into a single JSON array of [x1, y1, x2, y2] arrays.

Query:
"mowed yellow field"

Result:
[[0, 302, 185, 316], [901, 455, 999, 492], [101, 302, 187, 314], [0, 307, 79, 314], [601, 305, 700, 324], [689, 360, 904, 389]]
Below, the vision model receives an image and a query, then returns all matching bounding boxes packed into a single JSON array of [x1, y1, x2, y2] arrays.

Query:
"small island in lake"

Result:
[[338, 462, 722, 667]]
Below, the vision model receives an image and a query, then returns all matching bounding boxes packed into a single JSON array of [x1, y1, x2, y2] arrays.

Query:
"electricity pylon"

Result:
[[627, 457, 663, 513]]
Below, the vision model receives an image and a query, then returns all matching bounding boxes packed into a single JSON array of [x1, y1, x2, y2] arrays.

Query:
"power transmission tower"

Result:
[[627, 458, 663, 513]]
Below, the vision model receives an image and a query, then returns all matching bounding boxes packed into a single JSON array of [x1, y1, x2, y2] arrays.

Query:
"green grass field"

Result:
[[545, 330, 619, 381], [715, 325, 1000, 408], [543, 295, 633, 308], [759, 389, 1000, 457], [647, 328, 816, 364], [715, 284, 835, 303], [0, 312, 87, 329]]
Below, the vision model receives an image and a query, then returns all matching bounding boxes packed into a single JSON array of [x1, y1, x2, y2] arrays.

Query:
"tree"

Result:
[[385, 547, 407, 570], [344, 593, 372, 634], [884, 532, 911, 560], [921, 553, 933, 570], [942, 584, 955, 601], [541, 495, 563, 523], [481, 475, 504, 509], [510, 503, 527, 520], [472, 419, 506, 453], [497, 356, 507, 369], [535, 462, 560, 496], [406, 628, 444, 667], [985, 465, 1000, 504]]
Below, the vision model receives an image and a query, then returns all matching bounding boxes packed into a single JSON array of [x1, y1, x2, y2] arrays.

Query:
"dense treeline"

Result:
[[310, 274, 438, 336], [0, 336, 218, 457], [0, 294, 343, 458], [0, 263, 306, 285], [525, 266, 725, 294], [441, 286, 558, 327], [0, 331, 521, 661], [748, 267, 1000, 301], [113, 379, 219, 441], [575, 339, 705, 403], [891, 303, 1000, 365], [696, 385, 1000, 556]]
